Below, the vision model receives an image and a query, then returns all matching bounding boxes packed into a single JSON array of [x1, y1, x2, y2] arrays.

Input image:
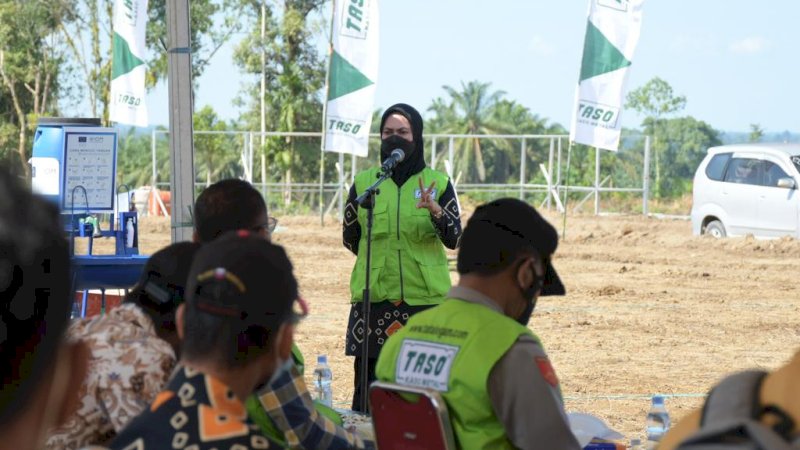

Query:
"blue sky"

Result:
[[146, 0, 800, 133]]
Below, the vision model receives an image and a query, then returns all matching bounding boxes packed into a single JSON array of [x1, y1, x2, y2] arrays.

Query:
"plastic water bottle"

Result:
[[313, 355, 333, 407], [645, 395, 671, 449], [126, 218, 135, 247]]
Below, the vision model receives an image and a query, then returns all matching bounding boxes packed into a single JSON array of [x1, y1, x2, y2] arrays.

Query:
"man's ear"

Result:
[[176, 304, 186, 340], [192, 230, 200, 243], [56, 341, 89, 426], [276, 323, 295, 361], [516, 258, 534, 290]]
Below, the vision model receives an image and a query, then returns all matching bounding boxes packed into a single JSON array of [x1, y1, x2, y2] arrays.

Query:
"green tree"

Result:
[[638, 116, 721, 197], [52, 0, 115, 123], [0, 0, 65, 175], [232, 0, 326, 201], [749, 123, 764, 143], [427, 81, 509, 182], [193, 105, 240, 186], [625, 77, 687, 197], [146, 0, 243, 90], [116, 126, 169, 188]]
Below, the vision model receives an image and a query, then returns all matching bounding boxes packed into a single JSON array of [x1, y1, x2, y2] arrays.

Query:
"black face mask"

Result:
[[516, 288, 538, 326], [515, 260, 543, 326], [380, 134, 415, 161]]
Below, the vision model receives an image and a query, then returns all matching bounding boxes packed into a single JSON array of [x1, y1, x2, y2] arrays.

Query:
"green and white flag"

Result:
[[109, 0, 149, 127], [570, 0, 644, 151], [322, 0, 379, 157]]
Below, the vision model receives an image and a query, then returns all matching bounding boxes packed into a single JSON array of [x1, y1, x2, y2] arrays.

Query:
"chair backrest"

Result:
[[369, 381, 457, 450]]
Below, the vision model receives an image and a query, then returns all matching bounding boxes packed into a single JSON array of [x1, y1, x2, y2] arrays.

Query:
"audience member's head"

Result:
[[125, 241, 202, 354], [193, 179, 272, 243], [178, 230, 300, 398], [0, 169, 87, 450], [457, 198, 565, 325]]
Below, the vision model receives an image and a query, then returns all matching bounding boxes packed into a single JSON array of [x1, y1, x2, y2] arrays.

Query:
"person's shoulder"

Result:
[[423, 167, 449, 179]]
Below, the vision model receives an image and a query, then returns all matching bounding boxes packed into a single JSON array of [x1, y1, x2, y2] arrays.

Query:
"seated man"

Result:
[[46, 242, 201, 449], [659, 349, 800, 450], [0, 169, 88, 450], [193, 179, 366, 448], [110, 231, 299, 449], [375, 198, 581, 450]]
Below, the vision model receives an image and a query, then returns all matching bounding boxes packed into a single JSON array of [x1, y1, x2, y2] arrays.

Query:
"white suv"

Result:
[[692, 143, 800, 238]]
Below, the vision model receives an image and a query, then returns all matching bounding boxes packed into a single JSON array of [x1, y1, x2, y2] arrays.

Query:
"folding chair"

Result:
[[369, 381, 457, 450]]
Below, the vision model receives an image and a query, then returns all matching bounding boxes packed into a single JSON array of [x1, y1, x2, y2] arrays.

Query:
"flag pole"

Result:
[[318, 0, 336, 227]]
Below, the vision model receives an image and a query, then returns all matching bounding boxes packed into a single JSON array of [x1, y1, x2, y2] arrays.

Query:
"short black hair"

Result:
[[182, 303, 274, 368], [193, 179, 267, 243], [0, 168, 70, 424], [125, 242, 201, 333], [181, 232, 298, 368]]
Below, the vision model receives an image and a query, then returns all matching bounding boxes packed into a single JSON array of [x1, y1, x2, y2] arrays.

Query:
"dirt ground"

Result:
[[118, 211, 800, 442]]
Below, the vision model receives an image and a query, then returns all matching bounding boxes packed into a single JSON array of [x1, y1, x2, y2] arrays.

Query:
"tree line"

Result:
[[0, 0, 773, 200]]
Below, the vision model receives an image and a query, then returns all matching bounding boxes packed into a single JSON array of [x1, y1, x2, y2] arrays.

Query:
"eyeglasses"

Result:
[[252, 217, 278, 234]]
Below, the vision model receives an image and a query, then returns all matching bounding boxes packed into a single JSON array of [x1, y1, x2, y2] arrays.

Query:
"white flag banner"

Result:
[[109, 0, 149, 127], [322, 0, 379, 157], [569, 0, 644, 151]]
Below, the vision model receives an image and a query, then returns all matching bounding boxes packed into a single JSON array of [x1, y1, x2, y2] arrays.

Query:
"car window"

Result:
[[762, 161, 790, 187], [705, 153, 731, 181], [723, 158, 762, 185]]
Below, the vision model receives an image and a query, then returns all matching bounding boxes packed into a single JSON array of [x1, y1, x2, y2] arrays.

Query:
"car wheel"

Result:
[[704, 220, 726, 238]]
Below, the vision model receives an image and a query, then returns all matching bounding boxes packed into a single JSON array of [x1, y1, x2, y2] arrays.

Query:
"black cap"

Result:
[[128, 242, 202, 312], [186, 230, 299, 330], [457, 198, 565, 296]]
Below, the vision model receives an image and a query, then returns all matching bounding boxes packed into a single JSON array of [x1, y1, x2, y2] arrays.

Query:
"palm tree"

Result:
[[428, 81, 508, 182]]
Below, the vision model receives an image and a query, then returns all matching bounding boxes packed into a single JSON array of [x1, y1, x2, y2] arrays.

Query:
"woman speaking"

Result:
[[342, 103, 462, 411]]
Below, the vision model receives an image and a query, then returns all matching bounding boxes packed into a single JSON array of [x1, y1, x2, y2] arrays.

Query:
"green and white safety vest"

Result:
[[349, 167, 451, 305], [376, 298, 548, 450]]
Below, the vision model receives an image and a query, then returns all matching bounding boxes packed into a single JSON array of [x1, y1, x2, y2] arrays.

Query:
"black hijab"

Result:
[[380, 103, 427, 187]]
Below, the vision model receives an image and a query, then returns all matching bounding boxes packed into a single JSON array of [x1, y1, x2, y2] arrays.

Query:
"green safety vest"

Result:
[[350, 167, 451, 306], [376, 298, 550, 450]]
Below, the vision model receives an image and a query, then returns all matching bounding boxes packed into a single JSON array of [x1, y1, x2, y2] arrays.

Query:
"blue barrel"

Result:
[[31, 117, 101, 207]]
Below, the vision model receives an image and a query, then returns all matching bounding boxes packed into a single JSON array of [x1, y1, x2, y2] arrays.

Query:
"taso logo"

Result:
[[576, 101, 620, 129], [597, 0, 628, 12], [327, 116, 364, 136], [340, 0, 370, 40]]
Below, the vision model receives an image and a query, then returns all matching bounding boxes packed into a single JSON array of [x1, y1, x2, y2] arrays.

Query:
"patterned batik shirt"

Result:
[[46, 303, 177, 449], [109, 366, 283, 450]]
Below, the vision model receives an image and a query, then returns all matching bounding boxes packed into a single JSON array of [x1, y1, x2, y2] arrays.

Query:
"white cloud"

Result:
[[729, 36, 771, 54], [530, 36, 555, 56]]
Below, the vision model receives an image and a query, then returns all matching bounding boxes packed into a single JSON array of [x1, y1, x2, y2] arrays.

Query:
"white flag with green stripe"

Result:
[[322, 0, 379, 157], [570, 0, 644, 151], [109, 0, 149, 127]]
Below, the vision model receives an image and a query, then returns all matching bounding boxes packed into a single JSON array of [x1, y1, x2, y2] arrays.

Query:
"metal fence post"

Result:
[[151, 128, 157, 189], [431, 136, 437, 171], [519, 138, 526, 200], [338, 152, 345, 220], [595, 147, 601, 215], [547, 138, 554, 210], [643, 135, 651, 215], [448, 137, 455, 176], [556, 137, 562, 188]]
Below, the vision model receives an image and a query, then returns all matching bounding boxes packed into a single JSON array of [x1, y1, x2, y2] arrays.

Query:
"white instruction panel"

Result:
[[62, 127, 117, 212]]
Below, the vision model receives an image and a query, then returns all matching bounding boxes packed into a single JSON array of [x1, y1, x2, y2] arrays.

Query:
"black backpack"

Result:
[[675, 370, 800, 450]]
